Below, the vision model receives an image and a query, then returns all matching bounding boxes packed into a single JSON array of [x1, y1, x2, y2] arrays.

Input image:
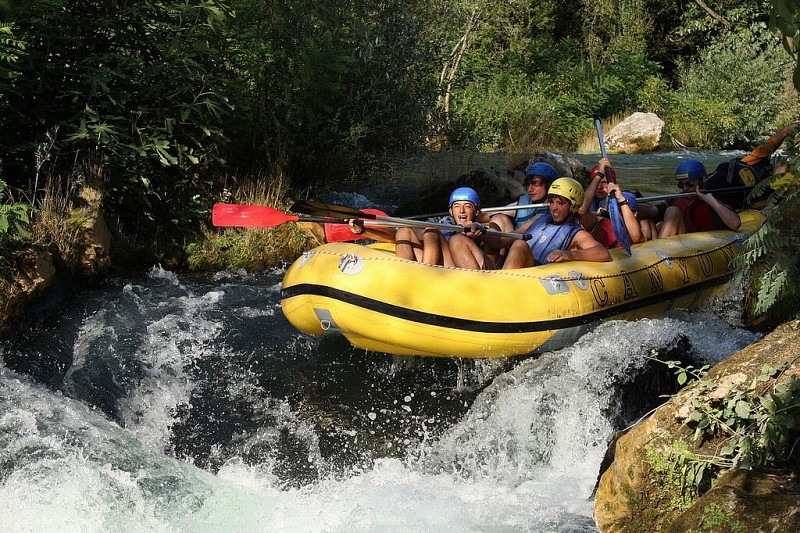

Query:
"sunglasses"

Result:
[[524, 176, 547, 187]]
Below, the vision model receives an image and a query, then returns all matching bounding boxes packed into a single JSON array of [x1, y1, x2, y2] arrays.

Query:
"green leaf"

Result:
[[761, 395, 777, 413], [735, 400, 751, 419], [720, 442, 735, 456]]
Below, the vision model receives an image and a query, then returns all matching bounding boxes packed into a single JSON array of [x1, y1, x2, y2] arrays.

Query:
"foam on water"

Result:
[[0, 266, 763, 532]]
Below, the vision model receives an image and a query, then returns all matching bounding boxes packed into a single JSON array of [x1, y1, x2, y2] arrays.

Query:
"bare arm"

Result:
[[349, 220, 400, 242], [698, 192, 741, 231], [579, 210, 600, 233], [546, 230, 611, 263], [579, 157, 611, 215], [607, 183, 642, 244]]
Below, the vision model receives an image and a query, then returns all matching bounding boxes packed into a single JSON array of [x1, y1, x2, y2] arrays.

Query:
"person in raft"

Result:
[[585, 158, 617, 213], [705, 119, 800, 207], [578, 157, 659, 243], [579, 156, 660, 241], [500, 177, 611, 268], [480, 161, 558, 265], [579, 183, 644, 249], [442, 187, 499, 270], [348, 186, 494, 269], [656, 159, 741, 238], [490, 161, 558, 231]]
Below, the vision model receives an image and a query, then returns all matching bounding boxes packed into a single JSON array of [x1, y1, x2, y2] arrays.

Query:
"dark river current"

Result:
[[0, 150, 764, 531]]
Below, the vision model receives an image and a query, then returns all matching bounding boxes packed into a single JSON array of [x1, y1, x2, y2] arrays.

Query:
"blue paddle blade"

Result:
[[608, 198, 631, 255]]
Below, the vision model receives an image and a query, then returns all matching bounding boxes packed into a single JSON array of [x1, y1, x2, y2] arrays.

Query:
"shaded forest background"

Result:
[[0, 0, 798, 266]]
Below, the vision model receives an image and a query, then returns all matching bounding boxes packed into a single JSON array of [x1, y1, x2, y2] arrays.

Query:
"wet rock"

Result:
[[666, 470, 800, 532], [0, 186, 112, 338], [601, 334, 697, 431], [1, 249, 56, 336], [594, 320, 800, 532]]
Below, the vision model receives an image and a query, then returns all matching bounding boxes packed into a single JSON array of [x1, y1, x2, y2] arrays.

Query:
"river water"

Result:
[[0, 151, 764, 532]]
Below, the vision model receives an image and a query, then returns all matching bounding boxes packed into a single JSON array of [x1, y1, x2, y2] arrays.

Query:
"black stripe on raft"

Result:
[[281, 275, 732, 334]]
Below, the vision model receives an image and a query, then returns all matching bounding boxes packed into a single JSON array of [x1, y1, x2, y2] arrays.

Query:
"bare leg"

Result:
[[658, 206, 686, 238], [421, 229, 443, 265], [482, 213, 515, 265], [439, 233, 454, 267], [490, 213, 514, 232], [636, 203, 660, 240], [641, 218, 658, 240], [502, 240, 535, 269], [448, 234, 496, 270], [395, 227, 423, 261]]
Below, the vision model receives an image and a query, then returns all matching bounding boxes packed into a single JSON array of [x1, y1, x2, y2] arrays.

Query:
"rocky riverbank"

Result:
[[594, 320, 800, 532], [0, 186, 112, 337]]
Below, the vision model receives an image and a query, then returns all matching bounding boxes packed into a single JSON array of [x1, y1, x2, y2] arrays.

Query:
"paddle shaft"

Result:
[[594, 115, 607, 158], [636, 185, 754, 203], [359, 214, 526, 240], [291, 199, 528, 240], [404, 202, 548, 220]]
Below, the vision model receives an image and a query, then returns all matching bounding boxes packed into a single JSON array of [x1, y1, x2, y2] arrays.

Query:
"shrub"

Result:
[[0, 179, 30, 240], [664, 26, 790, 148], [660, 358, 800, 497]]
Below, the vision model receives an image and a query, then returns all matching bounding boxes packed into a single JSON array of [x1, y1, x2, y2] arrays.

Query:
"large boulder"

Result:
[[594, 320, 800, 532], [605, 112, 665, 154]]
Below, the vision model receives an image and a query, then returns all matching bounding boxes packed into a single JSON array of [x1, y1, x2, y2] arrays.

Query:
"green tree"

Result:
[[0, 1, 235, 250], [225, 0, 441, 185]]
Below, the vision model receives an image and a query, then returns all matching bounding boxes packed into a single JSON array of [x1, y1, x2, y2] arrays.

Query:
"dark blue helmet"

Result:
[[675, 159, 706, 180], [525, 162, 558, 184]]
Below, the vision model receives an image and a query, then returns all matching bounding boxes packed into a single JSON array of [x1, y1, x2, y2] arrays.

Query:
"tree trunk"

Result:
[[693, 0, 732, 30], [435, 9, 481, 146]]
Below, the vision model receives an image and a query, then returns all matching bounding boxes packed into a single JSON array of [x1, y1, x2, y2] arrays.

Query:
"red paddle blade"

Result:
[[324, 208, 389, 242], [212, 204, 297, 228]]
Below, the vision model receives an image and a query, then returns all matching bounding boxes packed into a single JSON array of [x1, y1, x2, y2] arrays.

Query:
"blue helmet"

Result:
[[675, 159, 706, 180], [525, 162, 558, 184], [449, 187, 480, 208]]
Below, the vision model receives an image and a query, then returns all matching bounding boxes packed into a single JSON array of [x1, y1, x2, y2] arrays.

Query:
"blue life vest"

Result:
[[524, 214, 581, 265], [591, 197, 609, 213], [514, 194, 549, 227]]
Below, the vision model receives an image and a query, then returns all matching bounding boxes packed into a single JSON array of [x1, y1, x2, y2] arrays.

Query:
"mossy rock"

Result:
[[667, 469, 800, 533]]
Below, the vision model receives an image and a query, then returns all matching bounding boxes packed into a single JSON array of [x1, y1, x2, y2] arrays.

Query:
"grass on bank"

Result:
[[186, 172, 317, 272]]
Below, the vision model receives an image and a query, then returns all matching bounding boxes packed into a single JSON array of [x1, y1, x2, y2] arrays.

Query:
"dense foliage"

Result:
[[0, 0, 796, 263], [732, 0, 800, 322], [663, 358, 800, 499]]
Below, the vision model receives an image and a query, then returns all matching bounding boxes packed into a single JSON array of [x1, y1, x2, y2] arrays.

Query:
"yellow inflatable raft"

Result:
[[280, 210, 765, 358]]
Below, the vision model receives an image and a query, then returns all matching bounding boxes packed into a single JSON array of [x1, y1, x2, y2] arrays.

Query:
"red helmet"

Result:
[[590, 164, 616, 184]]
